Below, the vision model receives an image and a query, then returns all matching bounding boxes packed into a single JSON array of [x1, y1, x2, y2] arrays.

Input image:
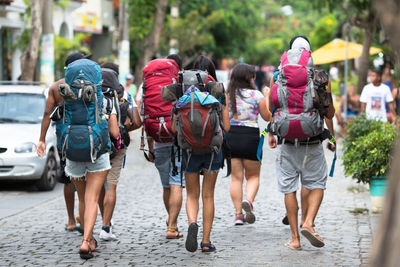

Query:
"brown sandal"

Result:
[[166, 227, 183, 239]]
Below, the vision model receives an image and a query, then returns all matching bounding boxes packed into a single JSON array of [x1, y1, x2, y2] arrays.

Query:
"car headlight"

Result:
[[14, 142, 37, 153]]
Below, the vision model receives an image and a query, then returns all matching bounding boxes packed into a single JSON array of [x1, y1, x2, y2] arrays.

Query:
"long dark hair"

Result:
[[228, 63, 256, 115], [193, 55, 217, 81]]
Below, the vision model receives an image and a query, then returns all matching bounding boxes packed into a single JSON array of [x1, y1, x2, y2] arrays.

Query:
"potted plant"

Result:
[[343, 115, 398, 213]]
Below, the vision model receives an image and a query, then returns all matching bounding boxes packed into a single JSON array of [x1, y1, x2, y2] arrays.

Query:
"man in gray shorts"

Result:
[[268, 36, 336, 250]]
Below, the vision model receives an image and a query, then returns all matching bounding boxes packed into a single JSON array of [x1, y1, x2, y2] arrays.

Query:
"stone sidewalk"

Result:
[[0, 136, 378, 266]]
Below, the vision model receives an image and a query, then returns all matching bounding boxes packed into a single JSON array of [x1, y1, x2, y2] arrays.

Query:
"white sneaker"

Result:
[[99, 226, 117, 241]]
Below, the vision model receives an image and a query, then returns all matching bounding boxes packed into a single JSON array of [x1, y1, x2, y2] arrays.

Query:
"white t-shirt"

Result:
[[360, 83, 393, 122]]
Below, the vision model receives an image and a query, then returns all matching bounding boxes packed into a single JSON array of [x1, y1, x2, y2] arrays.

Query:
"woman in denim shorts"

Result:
[[65, 108, 119, 259], [171, 56, 231, 253]]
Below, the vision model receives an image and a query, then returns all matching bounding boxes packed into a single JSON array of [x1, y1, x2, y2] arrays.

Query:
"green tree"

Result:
[[54, 33, 91, 80]]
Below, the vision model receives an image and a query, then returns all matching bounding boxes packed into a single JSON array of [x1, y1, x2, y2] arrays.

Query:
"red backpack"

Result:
[[142, 59, 179, 143]]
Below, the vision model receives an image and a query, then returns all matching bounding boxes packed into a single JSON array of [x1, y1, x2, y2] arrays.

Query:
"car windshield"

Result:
[[0, 93, 45, 123]]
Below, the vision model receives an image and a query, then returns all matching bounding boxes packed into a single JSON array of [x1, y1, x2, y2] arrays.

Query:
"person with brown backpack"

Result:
[[168, 56, 230, 253]]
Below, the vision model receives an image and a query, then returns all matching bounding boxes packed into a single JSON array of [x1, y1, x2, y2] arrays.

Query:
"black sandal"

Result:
[[200, 242, 216, 252], [185, 223, 198, 252], [79, 239, 94, 259]]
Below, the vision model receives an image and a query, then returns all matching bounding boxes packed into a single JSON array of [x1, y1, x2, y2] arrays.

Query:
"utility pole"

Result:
[[40, 0, 54, 84], [118, 0, 130, 85]]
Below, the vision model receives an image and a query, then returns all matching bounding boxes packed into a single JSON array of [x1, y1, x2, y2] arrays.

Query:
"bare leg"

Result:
[[201, 170, 218, 246], [98, 185, 105, 219], [185, 172, 200, 224], [80, 170, 108, 252], [102, 183, 117, 226], [163, 187, 171, 217], [285, 192, 301, 249], [73, 179, 86, 229], [243, 159, 261, 203], [300, 186, 310, 226], [302, 189, 324, 231], [64, 183, 76, 228], [230, 159, 244, 213], [167, 185, 183, 228]]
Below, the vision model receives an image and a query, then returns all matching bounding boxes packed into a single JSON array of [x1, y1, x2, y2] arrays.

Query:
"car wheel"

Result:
[[36, 150, 57, 191]]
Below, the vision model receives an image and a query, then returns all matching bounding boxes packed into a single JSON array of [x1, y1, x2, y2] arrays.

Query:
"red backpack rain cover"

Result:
[[142, 59, 179, 143]]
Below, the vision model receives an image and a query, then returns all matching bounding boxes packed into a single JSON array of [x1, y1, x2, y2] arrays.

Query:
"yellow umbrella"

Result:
[[312, 38, 382, 65]]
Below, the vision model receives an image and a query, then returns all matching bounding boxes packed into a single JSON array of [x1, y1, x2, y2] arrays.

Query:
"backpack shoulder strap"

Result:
[[297, 50, 311, 67], [280, 52, 289, 66]]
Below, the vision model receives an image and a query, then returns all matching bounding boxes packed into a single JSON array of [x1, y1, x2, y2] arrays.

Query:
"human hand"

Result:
[[327, 142, 336, 152], [37, 141, 46, 157], [268, 134, 277, 149], [148, 150, 155, 163]]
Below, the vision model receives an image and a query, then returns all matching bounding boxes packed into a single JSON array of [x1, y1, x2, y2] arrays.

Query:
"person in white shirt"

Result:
[[360, 69, 396, 123]]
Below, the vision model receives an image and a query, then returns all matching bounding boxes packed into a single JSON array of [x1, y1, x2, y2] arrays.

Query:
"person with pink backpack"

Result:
[[267, 36, 335, 250]]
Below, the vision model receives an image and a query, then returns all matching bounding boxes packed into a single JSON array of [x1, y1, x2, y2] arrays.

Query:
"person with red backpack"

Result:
[[138, 54, 186, 239], [267, 36, 335, 250], [170, 56, 230, 253]]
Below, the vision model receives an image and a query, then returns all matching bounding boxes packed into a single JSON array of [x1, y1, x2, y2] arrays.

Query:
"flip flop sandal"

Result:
[[200, 242, 216, 252], [185, 223, 198, 252], [284, 241, 301, 250], [300, 228, 325, 248], [65, 225, 77, 231], [166, 227, 183, 239], [79, 239, 94, 260], [282, 215, 289, 225]]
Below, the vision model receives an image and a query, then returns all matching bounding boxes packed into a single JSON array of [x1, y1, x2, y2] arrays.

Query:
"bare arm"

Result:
[[108, 114, 119, 139], [388, 102, 397, 124], [324, 82, 335, 119], [360, 102, 366, 113], [37, 87, 56, 157], [221, 93, 230, 132], [259, 87, 272, 121]]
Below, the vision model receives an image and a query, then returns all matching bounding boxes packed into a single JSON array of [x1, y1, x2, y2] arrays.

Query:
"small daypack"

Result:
[[56, 59, 110, 163], [142, 59, 179, 143], [175, 86, 223, 171], [269, 49, 324, 140], [161, 70, 226, 104], [101, 67, 133, 155]]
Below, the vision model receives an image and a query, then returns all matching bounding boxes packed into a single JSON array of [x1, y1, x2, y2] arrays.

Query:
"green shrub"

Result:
[[343, 115, 398, 184]]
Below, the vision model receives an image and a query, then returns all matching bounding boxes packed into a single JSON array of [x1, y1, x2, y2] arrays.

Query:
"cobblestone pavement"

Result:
[[0, 131, 378, 267]]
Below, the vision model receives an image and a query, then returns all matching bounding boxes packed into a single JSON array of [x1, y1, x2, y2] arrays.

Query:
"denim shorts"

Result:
[[154, 145, 185, 188], [65, 152, 111, 179], [183, 150, 223, 174]]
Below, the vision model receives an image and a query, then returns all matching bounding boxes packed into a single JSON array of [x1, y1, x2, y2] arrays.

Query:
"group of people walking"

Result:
[[37, 35, 336, 259]]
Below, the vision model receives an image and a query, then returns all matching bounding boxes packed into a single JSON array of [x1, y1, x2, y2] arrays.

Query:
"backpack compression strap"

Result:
[[329, 135, 337, 177], [257, 128, 269, 161]]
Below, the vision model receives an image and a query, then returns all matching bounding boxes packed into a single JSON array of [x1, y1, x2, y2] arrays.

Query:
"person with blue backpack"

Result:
[[267, 36, 335, 250], [57, 58, 119, 259]]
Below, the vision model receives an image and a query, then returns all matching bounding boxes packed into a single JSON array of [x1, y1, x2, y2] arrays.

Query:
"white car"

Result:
[[0, 84, 59, 191]]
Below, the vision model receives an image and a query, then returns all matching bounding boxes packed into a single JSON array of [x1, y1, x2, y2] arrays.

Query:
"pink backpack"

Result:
[[270, 49, 324, 140]]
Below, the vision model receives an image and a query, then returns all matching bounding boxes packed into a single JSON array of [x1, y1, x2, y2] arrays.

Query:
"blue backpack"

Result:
[[56, 59, 110, 163]]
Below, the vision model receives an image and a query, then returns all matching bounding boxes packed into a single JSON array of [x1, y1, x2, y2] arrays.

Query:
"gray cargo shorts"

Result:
[[275, 143, 328, 194]]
